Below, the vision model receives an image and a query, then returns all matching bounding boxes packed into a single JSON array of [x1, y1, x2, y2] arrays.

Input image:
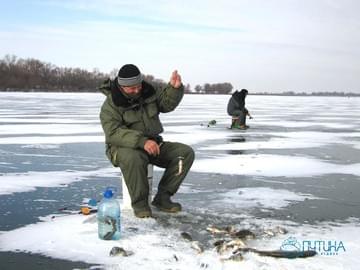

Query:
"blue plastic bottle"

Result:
[[97, 188, 121, 240]]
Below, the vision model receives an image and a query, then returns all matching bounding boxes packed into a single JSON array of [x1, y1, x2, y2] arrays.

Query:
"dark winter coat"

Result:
[[227, 90, 248, 116]]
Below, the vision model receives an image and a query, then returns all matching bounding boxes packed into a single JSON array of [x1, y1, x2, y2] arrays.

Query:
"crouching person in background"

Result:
[[227, 89, 252, 129], [99, 64, 195, 218]]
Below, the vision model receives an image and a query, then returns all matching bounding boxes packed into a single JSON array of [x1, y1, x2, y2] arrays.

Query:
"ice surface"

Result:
[[0, 124, 102, 135], [0, 167, 118, 195], [215, 187, 321, 209], [0, 93, 359, 269], [0, 135, 104, 144], [0, 209, 358, 270], [192, 154, 360, 177], [200, 137, 327, 150]]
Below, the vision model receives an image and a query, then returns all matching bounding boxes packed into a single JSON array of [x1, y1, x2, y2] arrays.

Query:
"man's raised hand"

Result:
[[170, 70, 182, 89]]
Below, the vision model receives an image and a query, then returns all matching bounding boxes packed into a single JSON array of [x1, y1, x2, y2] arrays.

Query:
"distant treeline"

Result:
[[193, 83, 233, 94], [1, 55, 359, 96], [0, 55, 230, 94], [0, 55, 107, 92]]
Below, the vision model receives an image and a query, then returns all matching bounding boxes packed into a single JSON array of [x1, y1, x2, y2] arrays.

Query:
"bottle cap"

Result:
[[88, 198, 97, 206], [104, 189, 113, 198]]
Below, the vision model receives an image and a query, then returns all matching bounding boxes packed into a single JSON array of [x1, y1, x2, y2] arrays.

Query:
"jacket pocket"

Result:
[[106, 145, 119, 167], [123, 110, 142, 125]]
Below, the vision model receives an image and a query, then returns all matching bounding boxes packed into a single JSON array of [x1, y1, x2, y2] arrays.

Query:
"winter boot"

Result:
[[133, 205, 152, 218], [238, 124, 249, 130], [151, 193, 182, 213]]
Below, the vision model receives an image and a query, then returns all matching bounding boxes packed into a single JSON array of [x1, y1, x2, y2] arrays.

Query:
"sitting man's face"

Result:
[[121, 84, 142, 98]]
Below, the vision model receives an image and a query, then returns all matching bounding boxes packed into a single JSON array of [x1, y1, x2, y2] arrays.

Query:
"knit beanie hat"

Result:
[[117, 64, 142, 86], [240, 89, 248, 95]]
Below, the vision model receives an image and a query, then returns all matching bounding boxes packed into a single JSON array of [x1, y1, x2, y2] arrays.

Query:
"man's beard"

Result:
[[126, 92, 141, 99], [120, 88, 142, 100]]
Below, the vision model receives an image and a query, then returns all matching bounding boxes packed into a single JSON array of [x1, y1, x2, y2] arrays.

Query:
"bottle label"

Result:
[[98, 215, 120, 240]]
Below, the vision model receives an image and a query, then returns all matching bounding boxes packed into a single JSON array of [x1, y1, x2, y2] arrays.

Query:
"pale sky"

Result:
[[1, 0, 360, 93]]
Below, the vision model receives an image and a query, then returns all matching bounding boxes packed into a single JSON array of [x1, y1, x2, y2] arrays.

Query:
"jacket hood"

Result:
[[99, 78, 156, 108], [232, 89, 248, 103]]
